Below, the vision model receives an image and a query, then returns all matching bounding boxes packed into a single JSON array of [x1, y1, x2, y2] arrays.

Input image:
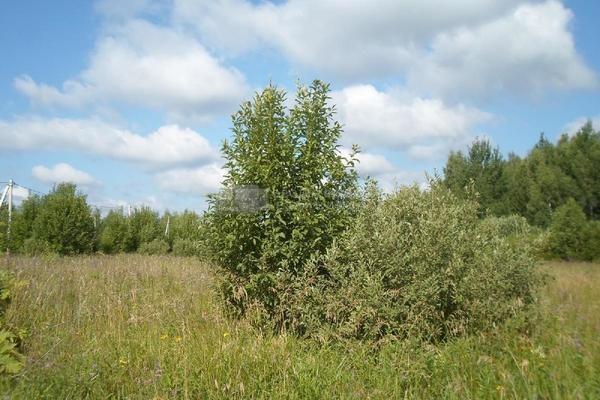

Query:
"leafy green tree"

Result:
[[167, 210, 205, 256], [444, 139, 506, 216], [98, 209, 129, 254], [582, 220, 600, 261], [555, 122, 600, 219], [31, 183, 95, 255], [545, 198, 588, 260], [524, 135, 578, 227], [206, 80, 359, 323], [4, 194, 41, 253], [125, 207, 162, 252], [503, 154, 530, 215]]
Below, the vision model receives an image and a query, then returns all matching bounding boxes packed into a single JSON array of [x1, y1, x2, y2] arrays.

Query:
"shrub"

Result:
[[171, 238, 200, 257], [137, 238, 170, 255], [582, 220, 600, 261], [205, 80, 358, 323], [30, 183, 95, 255], [125, 207, 162, 252], [21, 237, 53, 256], [544, 198, 588, 260], [479, 214, 540, 252], [280, 182, 543, 342], [97, 209, 129, 254]]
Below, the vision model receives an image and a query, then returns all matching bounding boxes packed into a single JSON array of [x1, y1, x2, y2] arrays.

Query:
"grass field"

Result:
[[1, 255, 598, 399]]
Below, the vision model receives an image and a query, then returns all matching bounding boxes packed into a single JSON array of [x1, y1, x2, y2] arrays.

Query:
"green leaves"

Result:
[[27, 183, 95, 255], [206, 80, 359, 325], [284, 181, 542, 343], [0, 330, 24, 375], [0, 270, 25, 375], [544, 198, 593, 260]]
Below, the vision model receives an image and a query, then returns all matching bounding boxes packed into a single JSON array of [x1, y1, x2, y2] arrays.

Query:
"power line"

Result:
[[13, 182, 45, 196]]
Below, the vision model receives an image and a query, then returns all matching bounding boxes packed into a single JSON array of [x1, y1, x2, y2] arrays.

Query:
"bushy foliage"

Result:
[[172, 238, 200, 257], [544, 198, 596, 260], [0, 270, 25, 375], [126, 207, 162, 252], [444, 139, 507, 216], [279, 182, 542, 342], [137, 238, 170, 255], [205, 80, 358, 322], [98, 209, 129, 254], [165, 210, 206, 256], [581, 221, 600, 261], [479, 214, 541, 251], [29, 183, 95, 255], [2, 195, 41, 253]]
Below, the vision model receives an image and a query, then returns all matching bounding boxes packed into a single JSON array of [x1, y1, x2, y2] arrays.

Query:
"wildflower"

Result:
[[223, 332, 230, 338], [175, 336, 182, 343], [160, 334, 169, 340], [119, 357, 128, 366], [530, 346, 546, 359]]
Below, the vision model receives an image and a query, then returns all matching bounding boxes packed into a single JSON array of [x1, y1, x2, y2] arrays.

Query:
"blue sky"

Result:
[[1, 0, 599, 212]]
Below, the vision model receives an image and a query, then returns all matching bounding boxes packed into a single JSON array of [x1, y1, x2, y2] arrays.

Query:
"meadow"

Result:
[[1, 255, 598, 399]]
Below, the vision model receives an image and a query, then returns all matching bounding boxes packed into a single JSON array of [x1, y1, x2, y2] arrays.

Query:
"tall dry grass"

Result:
[[0, 256, 598, 399]]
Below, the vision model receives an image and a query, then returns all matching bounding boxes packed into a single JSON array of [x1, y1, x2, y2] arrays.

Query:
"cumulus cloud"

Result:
[[409, 0, 598, 98], [32, 163, 96, 185], [174, 0, 520, 71], [0, 117, 218, 167], [354, 152, 397, 177], [333, 85, 490, 159], [155, 164, 225, 195], [173, 0, 596, 98], [338, 147, 426, 191], [14, 19, 248, 119], [14, 76, 93, 109]]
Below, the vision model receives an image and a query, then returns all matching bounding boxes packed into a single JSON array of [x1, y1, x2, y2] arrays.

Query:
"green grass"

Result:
[[1, 255, 598, 399]]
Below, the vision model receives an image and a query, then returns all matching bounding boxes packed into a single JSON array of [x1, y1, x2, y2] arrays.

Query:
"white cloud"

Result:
[[409, 0, 598, 98], [563, 115, 600, 136], [355, 152, 396, 177], [15, 19, 248, 119], [174, 0, 520, 71], [32, 163, 96, 185], [333, 85, 490, 159], [0, 117, 218, 167], [338, 147, 426, 191], [155, 164, 225, 195], [14, 76, 93, 109], [174, 0, 596, 97], [11, 186, 31, 202]]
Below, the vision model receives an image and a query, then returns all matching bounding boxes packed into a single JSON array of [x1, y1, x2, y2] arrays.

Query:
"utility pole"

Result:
[[6, 179, 13, 256], [164, 216, 170, 237]]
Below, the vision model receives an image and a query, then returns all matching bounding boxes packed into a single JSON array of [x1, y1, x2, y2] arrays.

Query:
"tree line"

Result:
[[0, 183, 204, 256], [443, 121, 600, 260]]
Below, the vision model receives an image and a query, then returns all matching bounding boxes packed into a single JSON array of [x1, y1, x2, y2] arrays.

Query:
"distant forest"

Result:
[[443, 121, 600, 260], [444, 121, 600, 226]]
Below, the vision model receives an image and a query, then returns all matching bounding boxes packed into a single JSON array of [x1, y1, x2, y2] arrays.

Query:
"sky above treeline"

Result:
[[1, 0, 599, 212]]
